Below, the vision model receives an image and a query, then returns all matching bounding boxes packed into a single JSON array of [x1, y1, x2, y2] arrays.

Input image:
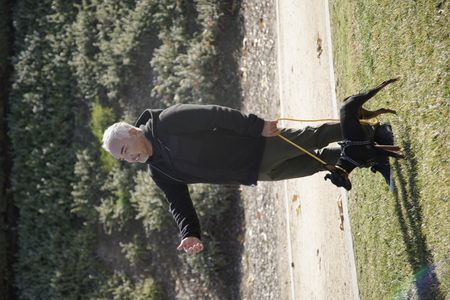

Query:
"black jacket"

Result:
[[135, 104, 266, 240]]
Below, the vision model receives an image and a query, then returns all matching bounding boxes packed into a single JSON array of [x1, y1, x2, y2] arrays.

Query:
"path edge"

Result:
[[324, 0, 361, 298]]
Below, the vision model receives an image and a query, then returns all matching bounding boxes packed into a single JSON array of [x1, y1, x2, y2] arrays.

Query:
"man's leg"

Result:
[[259, 146, 341, 181], [259, 122, 341, 175]]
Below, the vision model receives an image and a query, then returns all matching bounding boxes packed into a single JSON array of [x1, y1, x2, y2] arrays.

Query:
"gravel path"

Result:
[[239, 1, 359, 299], [238, 1, 288, 299]]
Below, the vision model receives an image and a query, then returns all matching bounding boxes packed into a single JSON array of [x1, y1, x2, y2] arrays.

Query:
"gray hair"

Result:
[[102, 122, 134, 153]]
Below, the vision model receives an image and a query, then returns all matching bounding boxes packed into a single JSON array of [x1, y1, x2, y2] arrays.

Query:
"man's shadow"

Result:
[[392, 130, 445, 299]]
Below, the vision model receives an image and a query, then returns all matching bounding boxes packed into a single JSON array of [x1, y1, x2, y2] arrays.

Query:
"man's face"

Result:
[[110, 128, 150, 163]]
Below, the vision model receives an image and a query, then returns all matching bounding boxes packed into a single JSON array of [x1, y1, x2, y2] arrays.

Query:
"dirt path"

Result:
[[275, 0, 359, 299]]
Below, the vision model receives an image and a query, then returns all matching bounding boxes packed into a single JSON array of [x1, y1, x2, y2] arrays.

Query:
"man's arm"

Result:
[[159, 104, 266, 137], [151, 169, 203, 253]]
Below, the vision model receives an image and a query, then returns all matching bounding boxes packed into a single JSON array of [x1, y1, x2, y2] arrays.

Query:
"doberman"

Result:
[[324, 77, 405, 190]]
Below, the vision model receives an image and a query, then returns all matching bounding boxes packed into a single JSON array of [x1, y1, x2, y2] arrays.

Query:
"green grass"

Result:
[[330, 1, 449, 299]]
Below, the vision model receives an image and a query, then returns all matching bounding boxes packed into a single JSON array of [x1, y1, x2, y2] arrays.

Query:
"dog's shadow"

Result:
[[393, 129, 445, 299]]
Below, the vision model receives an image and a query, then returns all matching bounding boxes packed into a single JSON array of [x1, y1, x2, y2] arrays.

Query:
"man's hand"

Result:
[[177, 236, 204, 254], [262, 120, 280, 137]]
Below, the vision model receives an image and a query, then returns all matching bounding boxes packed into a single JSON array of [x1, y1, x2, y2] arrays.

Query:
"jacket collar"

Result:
[[135, 109, 162, 164]]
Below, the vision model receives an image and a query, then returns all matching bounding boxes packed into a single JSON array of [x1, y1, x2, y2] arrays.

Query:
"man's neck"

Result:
[[144, 136, 153, 158]]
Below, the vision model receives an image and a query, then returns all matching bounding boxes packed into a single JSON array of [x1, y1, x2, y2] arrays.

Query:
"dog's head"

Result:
[[324, 167, 352, 191]]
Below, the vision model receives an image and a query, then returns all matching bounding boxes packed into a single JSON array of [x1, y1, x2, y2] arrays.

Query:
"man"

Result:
[[102, 104, 342, 254]]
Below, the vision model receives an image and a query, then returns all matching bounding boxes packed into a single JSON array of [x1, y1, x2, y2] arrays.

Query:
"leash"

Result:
[[275, 117, 378, 173], [276, 133, 329, 165], [277, 117, 379, 126]]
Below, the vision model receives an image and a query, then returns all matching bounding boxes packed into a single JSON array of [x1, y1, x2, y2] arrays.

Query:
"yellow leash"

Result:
[[276, 133, 329, 165], [277, 117, 379, 126], [275, 117, 379, 172]]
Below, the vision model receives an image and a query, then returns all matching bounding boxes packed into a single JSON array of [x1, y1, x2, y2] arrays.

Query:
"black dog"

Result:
[[324, 77, 405, 190]]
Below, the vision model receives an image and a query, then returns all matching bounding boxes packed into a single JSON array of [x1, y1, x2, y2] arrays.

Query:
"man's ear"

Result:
[[128, 127, 140, 136]]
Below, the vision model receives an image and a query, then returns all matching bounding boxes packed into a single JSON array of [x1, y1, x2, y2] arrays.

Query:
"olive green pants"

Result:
[[258, 122, 342, 181]]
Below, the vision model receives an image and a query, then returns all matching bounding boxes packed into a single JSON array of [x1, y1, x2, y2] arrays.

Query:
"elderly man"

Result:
[[102, 104, 341, 254]]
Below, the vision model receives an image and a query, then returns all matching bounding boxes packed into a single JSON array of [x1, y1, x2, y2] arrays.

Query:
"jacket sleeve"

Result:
[[159, 104, 265, 137], [151, 168, 201, 240]]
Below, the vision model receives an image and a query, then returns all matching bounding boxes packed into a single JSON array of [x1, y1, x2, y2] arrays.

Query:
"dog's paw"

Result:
[[383, 108, 397, 115], [386, 76, 401, 84]]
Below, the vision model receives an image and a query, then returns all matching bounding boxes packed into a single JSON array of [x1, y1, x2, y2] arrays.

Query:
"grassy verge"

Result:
[[330, 1, 449, 299]]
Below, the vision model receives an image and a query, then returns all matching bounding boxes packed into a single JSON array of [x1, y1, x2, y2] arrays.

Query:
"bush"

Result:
[[71, 0, 158, 102], [71, 148, 105, 224], [98, 271, 166, 300], [151, 0, 221, 106], [9, 2, 92, 297], [130, 170, 171, 235], [120, 234, 150, 267], [90, 98, 117, 171], [186, 184, 239, 283], [97, 164, 136, 234], [8, 0, 241, 298]]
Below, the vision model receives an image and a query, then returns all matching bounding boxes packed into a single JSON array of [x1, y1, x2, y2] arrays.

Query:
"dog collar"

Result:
[[335, 165, 349, 175], [338, 139, 373, 168]]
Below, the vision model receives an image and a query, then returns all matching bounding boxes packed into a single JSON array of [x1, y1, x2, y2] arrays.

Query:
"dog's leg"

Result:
[[375, 148, 405, 159], [360, 108, 397, 119], [340, 77, 400, 140], [374, 144, 402, 151], [357, 77, 400, 102], [341, 77, 400, 119]]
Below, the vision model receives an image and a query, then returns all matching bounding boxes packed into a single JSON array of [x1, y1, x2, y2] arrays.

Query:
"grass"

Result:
[[330, 0, 449, 299]]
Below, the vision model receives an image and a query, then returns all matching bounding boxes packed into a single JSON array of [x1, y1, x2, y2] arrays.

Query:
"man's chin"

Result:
[[138, 155, 150, 163]]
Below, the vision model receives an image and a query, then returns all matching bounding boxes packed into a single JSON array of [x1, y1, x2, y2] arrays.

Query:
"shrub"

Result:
[[9, 0, 240, 297], [150, 0, 221, 106], [90, 98, 117, 171], [130, 170, 171, 235], [97, 164, 136, 234], [186, 184, 238, 283], [120, 234, 151, 267], [71, 148, 105, 224], [98, 271, 166, 300]]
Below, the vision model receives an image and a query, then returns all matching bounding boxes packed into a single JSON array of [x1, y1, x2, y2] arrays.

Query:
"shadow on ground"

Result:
[[393, 129, 445, 300]]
